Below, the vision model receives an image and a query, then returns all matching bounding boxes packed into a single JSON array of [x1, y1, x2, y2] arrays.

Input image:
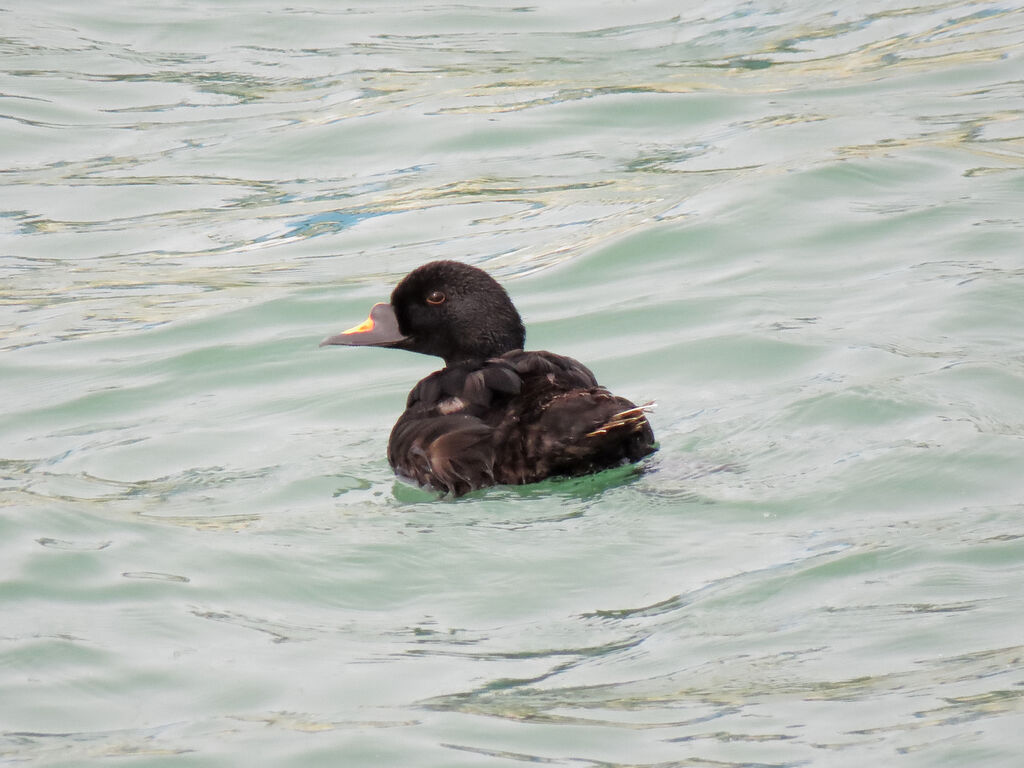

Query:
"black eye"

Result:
[[426, 291, 446, 305]]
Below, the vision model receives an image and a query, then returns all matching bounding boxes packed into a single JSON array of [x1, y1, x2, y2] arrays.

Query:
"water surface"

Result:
[[2, 1, 1023, 766]]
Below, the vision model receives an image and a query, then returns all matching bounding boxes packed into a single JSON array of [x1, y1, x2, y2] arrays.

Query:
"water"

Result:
[[2, 1, 1023, 765]]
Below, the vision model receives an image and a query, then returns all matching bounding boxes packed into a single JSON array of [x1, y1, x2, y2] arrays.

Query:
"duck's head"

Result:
[[320, 260, 526, 366]]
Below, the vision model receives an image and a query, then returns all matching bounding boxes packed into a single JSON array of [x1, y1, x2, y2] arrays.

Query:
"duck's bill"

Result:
[[319, 303, 407, 347]]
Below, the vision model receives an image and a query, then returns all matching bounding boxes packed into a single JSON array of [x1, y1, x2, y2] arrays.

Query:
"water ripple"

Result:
[[2, 2, 1023, 766]]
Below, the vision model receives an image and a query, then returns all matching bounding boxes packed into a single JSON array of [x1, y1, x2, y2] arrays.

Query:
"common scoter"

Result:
[[321, 260, 656, 496]]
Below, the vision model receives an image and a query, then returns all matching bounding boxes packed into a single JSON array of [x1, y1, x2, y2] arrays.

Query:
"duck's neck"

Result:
[[443, 353, 488, 368], [441, 338, 521, 368]]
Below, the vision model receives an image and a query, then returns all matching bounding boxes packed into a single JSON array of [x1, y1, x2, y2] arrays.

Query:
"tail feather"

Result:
[[586, 401, 656, 437], [494, 393, 656, 486]]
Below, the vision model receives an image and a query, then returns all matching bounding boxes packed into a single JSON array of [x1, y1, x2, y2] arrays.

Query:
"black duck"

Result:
[[321, 260, 656, 496]]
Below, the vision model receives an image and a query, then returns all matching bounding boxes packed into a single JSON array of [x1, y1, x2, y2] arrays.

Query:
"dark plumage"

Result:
[[321, 260, 656, 496]]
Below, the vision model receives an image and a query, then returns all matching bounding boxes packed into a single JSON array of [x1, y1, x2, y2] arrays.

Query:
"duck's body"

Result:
[[321, 261, 655, 496], [389, 349, 654, 496]]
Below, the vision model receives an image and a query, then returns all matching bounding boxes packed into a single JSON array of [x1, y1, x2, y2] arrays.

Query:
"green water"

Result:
[[2, 1, 1023, 766]]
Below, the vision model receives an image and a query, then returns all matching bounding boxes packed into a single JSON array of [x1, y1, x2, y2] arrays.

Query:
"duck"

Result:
[[320, 260, 656, 496]]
